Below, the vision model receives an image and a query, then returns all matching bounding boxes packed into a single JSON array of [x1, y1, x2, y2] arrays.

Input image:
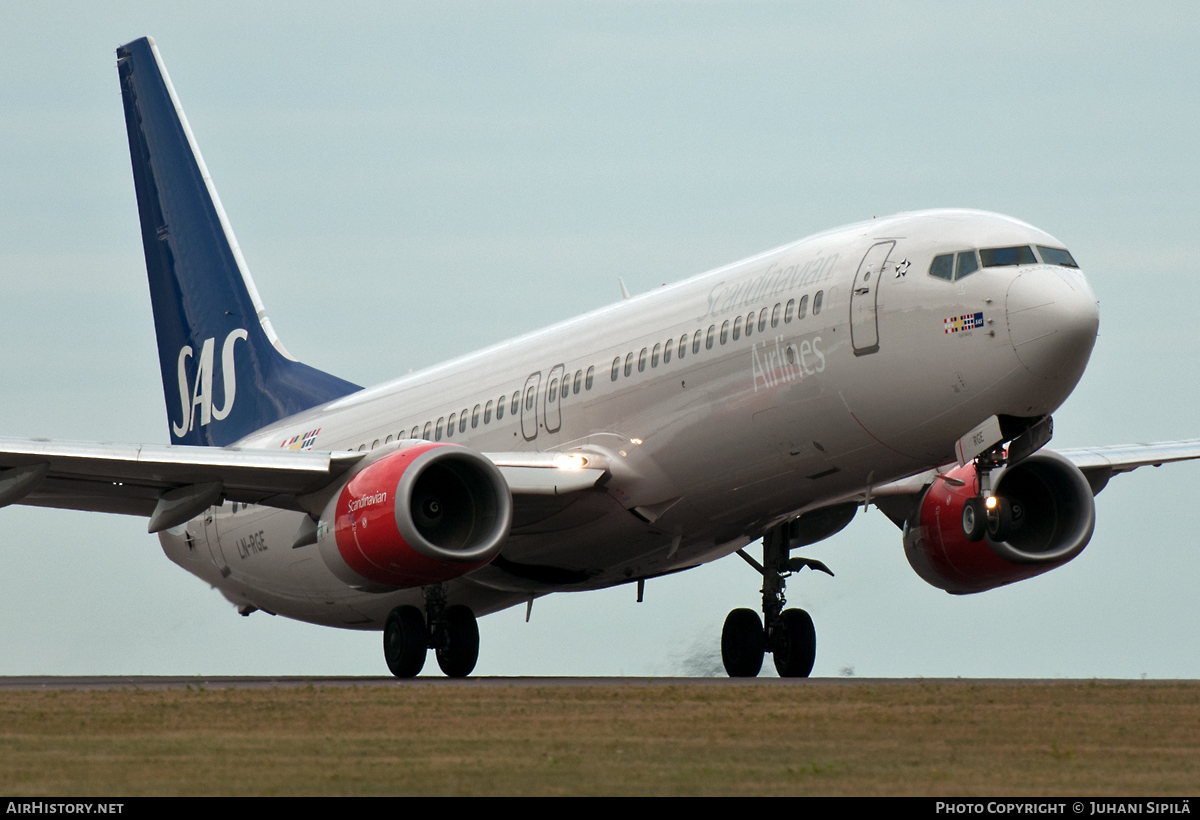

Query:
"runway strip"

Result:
[[0, 675, 1175, 690]]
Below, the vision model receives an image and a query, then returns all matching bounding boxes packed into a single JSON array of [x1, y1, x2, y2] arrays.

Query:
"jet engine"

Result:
[[903, 450, 1096, 594], [316, 442, 513, 591]]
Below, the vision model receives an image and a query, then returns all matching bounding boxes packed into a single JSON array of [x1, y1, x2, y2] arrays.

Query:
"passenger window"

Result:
[[561, 378, 569, 399], [371, 439, 380, 449], [624, 353, 634, 377], [1037, 246, 1079, 268], [706, 325, 716, 350], [411, 426, 420, 439], [678, 335, 687, 359], [611, 357, 620, 381], [496, 397, 505, 420], [652, 343, 661, 367], [797, 294, 808, 319], [771, 303, 781, 328], [929, 253, 954, 280], [446, 414, 455, 437], [422, 422, 432, 440], [525, 387, 535, 411], [435, 418, 444, 441], [511, 394, 520, 415], [385, 435, 393, 444], [758, 308, 768, 333], [484, 401, 493, 424], [586, 366, 594, 389], [733, 314, 742, 340], [813, 291, 823, 314], [573, 370, 582, 394], [744, 311, 754, 337], [663, 341, 672, 364], [720, 321, 729, 345], [980, 246, 1036, 267], [956, 251, 979, 280], [357, 443, 366, 452], [692, 330, 702, 354], [638, 348, 648, 372], [460, 411, 468, 433], [548, 379, 558, 402], [473, 405, 481, 427]]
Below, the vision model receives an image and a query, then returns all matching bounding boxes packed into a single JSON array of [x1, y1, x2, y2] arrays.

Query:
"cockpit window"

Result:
[[956, 250, 979, 280], [1037, 246, 1079, 268], [929, 254, 954, 280], [980, 246, 1036, 267]]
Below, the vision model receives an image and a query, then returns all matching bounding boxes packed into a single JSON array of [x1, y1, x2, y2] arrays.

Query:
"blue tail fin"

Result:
[[116, 37, 360, 447]]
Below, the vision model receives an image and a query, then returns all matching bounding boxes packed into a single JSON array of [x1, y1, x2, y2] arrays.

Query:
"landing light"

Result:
[[985, 495, 998, 510], [553, 454, 587, 471]]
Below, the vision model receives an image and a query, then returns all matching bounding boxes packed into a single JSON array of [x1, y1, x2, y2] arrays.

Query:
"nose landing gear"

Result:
[[960, 415, 1051, 542], [721, 522, 833, 678]]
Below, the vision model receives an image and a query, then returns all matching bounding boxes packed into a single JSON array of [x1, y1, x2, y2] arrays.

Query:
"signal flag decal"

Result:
[[944, 312, 984, 334]]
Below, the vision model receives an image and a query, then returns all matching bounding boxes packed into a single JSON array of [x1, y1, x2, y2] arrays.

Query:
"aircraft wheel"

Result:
[[383, 605, 427, 678], [721, 608, 765, 678], [987, 497, 1015, 542], [772, 608, 816, 678], [962, 497, 986, 542], [435, 605, 480, 678]]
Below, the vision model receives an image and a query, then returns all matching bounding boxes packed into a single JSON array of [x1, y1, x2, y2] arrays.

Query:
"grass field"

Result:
[[1, 680, 1198, 795]]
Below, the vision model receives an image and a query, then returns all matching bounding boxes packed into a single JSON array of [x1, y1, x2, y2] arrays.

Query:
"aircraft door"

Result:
[[544, 363, 565, 434], [849, 240, 895, 356], [520, 371, 541, 441]]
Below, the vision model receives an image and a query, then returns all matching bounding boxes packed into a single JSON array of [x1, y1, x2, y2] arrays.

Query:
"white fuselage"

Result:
[[158, 209, 1100, 630]]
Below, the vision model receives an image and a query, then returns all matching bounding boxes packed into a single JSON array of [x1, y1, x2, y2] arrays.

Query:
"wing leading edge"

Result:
[[1054, 439, 1200, 488]]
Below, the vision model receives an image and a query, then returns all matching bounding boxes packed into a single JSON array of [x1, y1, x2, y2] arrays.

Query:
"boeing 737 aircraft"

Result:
[[4, 36, 1198, 678]]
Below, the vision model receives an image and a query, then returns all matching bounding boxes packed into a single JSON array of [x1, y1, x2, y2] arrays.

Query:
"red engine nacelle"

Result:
[[317, 442, 513, 591], [903, 449, 1096, 594]]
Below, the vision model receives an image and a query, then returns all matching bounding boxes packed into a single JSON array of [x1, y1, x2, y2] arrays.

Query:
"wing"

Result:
[[1053, 439, 1200, 493], [0, 438, 606, 532], [864, 438, 1200, 529]]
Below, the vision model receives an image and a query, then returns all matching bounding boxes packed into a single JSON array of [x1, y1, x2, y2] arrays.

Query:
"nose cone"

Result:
[[1005, 269, 1099, 381]]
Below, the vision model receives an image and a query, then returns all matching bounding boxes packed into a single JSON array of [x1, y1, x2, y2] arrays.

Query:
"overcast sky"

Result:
[[2, 2, 1199, 678]]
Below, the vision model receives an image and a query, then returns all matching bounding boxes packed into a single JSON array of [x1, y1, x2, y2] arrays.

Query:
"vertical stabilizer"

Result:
[[117, 36, 360, 447]]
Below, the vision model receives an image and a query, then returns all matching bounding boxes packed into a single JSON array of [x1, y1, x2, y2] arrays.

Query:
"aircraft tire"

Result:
[[986, 497, 1015, 543], [772, 608, 816, 678], [435, 605, 480, 678], [721, 608, 765, 678], [962, 497, 987, 542], [384, 605, 427, 678]]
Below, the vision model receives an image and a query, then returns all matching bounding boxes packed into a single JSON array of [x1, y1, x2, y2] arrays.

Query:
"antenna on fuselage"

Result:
[[619, 278, 631, 300]]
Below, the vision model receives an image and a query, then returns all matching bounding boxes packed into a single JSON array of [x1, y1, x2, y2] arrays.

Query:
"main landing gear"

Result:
[[383, 584, 480, 678], [722, 522, 832, 678]]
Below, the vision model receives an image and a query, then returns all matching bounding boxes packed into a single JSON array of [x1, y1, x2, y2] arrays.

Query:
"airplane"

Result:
[[4, 35, 1198, 679]]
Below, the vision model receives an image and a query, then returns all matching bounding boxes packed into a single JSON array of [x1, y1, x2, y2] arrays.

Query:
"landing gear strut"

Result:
[[382, 584, 480, 679], [962, 443, 1019, 543], [722, 522, 832, 678], [959, 416, 1051, 543]]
